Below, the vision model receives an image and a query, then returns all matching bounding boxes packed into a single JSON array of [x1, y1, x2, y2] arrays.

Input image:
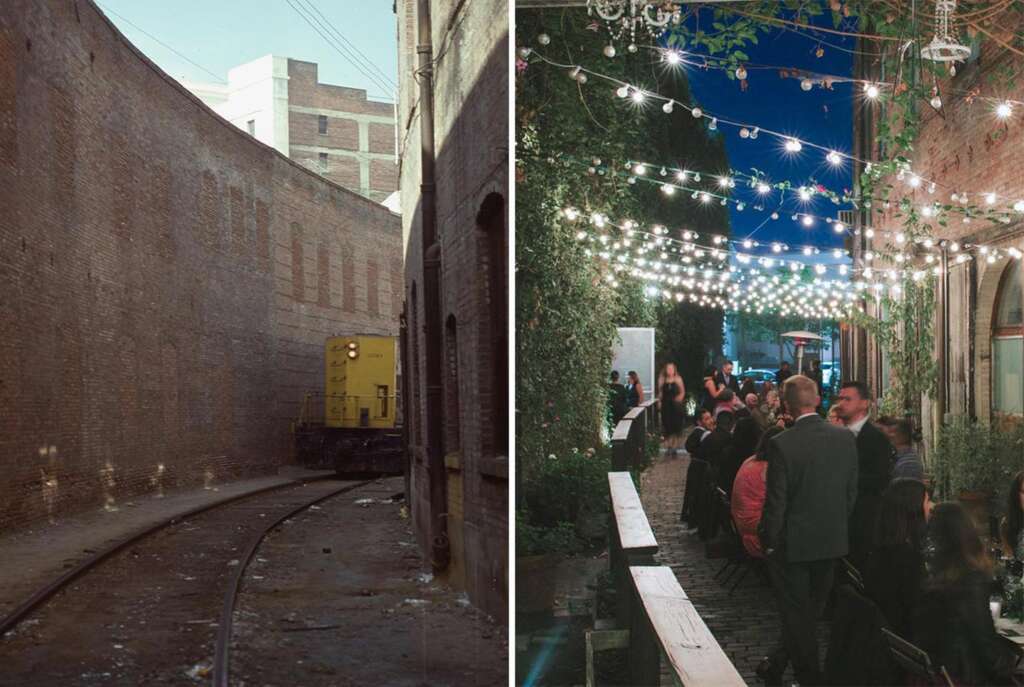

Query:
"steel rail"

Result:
[[212, 479, 377, 687], [0, 474, 336, 639]]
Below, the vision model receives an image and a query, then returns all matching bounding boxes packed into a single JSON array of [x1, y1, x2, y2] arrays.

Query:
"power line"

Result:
[[284, 0, 396, 96], [97, 3, 225, 83], [297, 0, 398, 90]]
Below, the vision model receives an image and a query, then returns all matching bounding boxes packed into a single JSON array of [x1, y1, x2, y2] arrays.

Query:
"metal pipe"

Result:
[[416, 0, 449, 571]]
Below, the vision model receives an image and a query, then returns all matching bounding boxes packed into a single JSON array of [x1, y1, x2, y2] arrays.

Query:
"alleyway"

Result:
[[639, 450, 829, 685]]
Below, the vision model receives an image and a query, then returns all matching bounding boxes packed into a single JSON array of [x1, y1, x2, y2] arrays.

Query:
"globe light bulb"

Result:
[[997, 102, 1013, 119], [864, 84, 880, 99], [785, 138, 802, 153]]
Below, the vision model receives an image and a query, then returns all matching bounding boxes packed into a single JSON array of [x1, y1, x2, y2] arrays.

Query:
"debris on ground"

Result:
[[403, 598, 429, 607], [185, 661, 212, 681], [415, 572, 433, 584], [227, 559, 239, 567]]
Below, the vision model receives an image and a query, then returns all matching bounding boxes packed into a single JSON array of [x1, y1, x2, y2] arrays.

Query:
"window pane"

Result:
[[993, 337, 1023, 414], [318, 115, 328, 134], [997, 261, 1023, 327]]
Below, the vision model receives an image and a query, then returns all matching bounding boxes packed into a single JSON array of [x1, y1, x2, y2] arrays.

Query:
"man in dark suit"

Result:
[[775, 361, 792, 385], [715, 361, 741, 397], [833, 381, 896, 569], [759, 375, 859, 685]]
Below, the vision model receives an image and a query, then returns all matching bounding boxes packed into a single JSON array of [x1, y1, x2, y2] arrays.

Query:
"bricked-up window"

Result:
[[318, 115, 328, 134], [318, 152, 328, 172], [993, 260, 1023, 414], [444, 315, 460, 453], [477, 192, 507, 456], [246, 119, 255, 136]]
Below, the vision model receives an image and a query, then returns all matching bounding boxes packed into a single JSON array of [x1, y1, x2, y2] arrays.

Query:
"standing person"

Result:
[[999, 471, 1024, 559], [607, 371, 628, 429], [625, 370, 644, 408], [658, 363, 686, 453], [833, 381, 896, 570], [716, 360, 742, 398], [809, 360, 824, 398], [827, 405, 843, 426], [879, 417, 925, 482], [700, 365, 723, 413], [739, 376, 758, 402], [758, 375, 859, 686], [775, 361, 792, 386], [913, 503, 1021, 685]]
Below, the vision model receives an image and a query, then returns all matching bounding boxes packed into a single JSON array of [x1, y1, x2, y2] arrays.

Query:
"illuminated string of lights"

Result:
[[522, 46, 1024, 205]]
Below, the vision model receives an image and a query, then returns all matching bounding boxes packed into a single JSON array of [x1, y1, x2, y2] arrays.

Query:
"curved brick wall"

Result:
[[0, 0, 401, 528]]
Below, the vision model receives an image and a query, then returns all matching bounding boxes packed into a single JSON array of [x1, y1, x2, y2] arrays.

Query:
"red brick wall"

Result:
[[0, 0, 401, 530], [288, 59, 394, 118], [397, 0, 508, 621], [289, 111, 359, 150]]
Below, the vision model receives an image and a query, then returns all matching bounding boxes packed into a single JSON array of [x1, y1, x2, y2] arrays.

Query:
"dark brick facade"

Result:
[[0, 0, 401, 530], [396, 0, 509, 621]]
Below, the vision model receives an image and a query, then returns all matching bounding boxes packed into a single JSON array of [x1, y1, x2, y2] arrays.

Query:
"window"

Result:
[[318, 115, 328, 134], [476, 192, 506, 455], [318, 152, 328, 172], [246, 119, 255, 136], [993, 260, 1023, 414]]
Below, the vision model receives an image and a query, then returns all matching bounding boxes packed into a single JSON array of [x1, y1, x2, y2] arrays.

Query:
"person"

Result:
[[715, 360, 742, 398], [833, 381, 895, 569], [809, 359, 824, 398], [658, 363, 686, 453], [775, 361, 792, 386], [913, 502, 1022, 685], [879, 416, 925, 482], [719, 416, 761, 499], [758, 375, 859, 686], [733, 426, 785, 559], [681, 409, 715, 526], [827, 405, 843, 426], [625, 370, 644, 408], [714, 388, 736, 417], [863, 478, 932, 638], [739, 376, 758, 402], [608, 370, 629, 428], [999, 471, 1024, 559], [692, 410, 735, 538], [746, 392, 769, 431], [700, 365, 723, 413]]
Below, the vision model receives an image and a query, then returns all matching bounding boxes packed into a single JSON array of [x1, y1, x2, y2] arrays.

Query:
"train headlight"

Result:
[[347, 350, 358, 359], [346, 341, 359, 359]]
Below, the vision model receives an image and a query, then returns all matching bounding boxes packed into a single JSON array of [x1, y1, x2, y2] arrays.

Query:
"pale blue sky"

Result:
[[97, 0, 399, 101]]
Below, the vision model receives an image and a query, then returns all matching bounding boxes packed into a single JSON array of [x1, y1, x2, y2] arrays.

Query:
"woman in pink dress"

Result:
[[731, 426, 785, 558]]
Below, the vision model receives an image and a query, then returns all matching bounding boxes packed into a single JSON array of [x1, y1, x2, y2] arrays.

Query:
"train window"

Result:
[[378, 385, 389, 418]]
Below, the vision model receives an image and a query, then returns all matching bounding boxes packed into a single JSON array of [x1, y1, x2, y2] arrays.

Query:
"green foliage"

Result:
[[521, 446, 612, 529], [516, 513, 584, 558], [516, 8, 729, 476], [931, 416, 1024, 503]]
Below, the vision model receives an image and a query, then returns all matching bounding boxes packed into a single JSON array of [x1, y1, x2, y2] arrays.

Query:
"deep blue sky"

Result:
[[98, 0, 398, 101], [678, 24, 856, 252]]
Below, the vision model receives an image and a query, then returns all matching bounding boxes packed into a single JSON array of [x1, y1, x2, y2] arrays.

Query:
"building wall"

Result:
[[856, 28, 1024, 442], [0, 0, 401, 530], [396, 0, 508, 620]]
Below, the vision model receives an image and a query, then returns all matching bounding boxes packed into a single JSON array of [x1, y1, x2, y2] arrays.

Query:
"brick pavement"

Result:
[[640, 449, 830, 685]]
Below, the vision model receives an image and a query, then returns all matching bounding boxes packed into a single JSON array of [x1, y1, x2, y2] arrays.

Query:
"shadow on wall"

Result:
[[403, 33, 509, 621]]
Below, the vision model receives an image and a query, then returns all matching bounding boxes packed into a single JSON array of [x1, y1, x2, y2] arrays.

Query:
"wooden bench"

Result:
[[611, 399, 657, 470], [607, 471, 658, 623], [628, 566, 746, 686]]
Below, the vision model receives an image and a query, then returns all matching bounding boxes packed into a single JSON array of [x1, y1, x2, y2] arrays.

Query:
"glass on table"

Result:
[[993, 595, 1005, 622]]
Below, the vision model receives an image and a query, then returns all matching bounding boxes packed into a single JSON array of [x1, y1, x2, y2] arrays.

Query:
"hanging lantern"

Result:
[[920, 0, 972, 63], [587, 0, 682, 46]]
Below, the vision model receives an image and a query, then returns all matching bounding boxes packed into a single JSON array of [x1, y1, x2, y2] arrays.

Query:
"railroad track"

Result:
[[0, 477, 387, 686]]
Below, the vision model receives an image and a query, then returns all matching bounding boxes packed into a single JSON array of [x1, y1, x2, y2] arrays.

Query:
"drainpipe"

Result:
[[416, 0, 449, 572]]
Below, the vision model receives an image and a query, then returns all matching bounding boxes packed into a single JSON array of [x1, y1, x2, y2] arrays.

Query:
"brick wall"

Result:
[[0, 0, 401, 530], [397, 0, 508, 621]]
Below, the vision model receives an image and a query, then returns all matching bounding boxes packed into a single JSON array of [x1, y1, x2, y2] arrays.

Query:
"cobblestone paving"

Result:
[[640, 450, 830, 685]]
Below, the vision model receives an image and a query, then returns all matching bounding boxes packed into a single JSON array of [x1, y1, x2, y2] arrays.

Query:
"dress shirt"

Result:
[[847, 415, 869, 437]]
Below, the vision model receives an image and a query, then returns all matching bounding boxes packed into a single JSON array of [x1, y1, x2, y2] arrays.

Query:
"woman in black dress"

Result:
[[658, 363, 685, 453]]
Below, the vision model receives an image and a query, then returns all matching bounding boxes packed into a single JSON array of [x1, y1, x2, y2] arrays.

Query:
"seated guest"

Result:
[[731, 426, 785, 558], [714, 388, 736, 417], [680, 410, 715, 526], [913, 503, 1022, 685], [999, 470, 1024, 559], [747, 393, 769, 431], [879, 416, 924, 482], [719, 416, 760, 498], [827, 405, 844, 426], [693, 411, 734, 538], [863, 478, 931, 638]]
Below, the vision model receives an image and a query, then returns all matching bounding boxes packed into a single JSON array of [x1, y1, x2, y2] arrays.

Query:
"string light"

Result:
[[785, 138, 803, 153], [997, 102, 1013, 119]]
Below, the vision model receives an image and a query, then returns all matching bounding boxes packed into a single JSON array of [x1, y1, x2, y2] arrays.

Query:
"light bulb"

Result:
[[662, 100, 674, 114], [631, 89, 645, 103], [799, 187, 811, 201], [802, 216, 814, 227], [997, 102, 1013, 119], [603, 44, 616, 58], [834, 222, 845, 233], [691, 107, 702, 118], [616, 85, 629, 98], [785, 138, 802, 153], [757, 183, 770, 194], [537, 33, 551, 46], [665, 50, 681, 65], [826, 151, 842, 166], [801, 79, 813, 91], [865, 84, 880, 99]]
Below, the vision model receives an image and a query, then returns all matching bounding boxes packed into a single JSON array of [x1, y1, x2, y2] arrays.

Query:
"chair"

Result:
[[840, 556, 866, 593], [881, 628, 955, 687], [711, 488, 764, 593]]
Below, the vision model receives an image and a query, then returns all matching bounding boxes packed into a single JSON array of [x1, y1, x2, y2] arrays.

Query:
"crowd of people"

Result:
[[655, 364, 1024, 686]]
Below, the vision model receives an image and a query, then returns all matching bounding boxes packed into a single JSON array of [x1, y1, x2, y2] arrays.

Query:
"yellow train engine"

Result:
[[294, 335, 403, 474]]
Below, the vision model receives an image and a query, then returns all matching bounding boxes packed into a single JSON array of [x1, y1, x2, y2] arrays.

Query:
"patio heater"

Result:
[[782, 330, 825, 375]]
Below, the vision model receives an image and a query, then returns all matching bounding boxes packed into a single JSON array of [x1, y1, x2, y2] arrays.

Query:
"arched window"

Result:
[[476, 192, 506, 456], [993, 260, 1023, 414]]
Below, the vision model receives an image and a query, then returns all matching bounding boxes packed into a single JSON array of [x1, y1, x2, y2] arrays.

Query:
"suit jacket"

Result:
[[697, 427, 732, 471], [849, 421, 896, 562], [759, 414, 859, 563], [715, 371, 741, 396]]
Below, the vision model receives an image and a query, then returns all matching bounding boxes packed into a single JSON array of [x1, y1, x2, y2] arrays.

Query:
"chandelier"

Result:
[[587, 1, 682, 50], [920, 0, 972, 63]]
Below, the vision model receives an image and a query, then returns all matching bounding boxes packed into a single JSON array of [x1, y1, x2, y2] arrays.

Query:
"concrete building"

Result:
[[0, 0, 402, 529], [184, 56, 398, 204], [844, 24, 1024, 440], [395, 0, 508, 619]]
